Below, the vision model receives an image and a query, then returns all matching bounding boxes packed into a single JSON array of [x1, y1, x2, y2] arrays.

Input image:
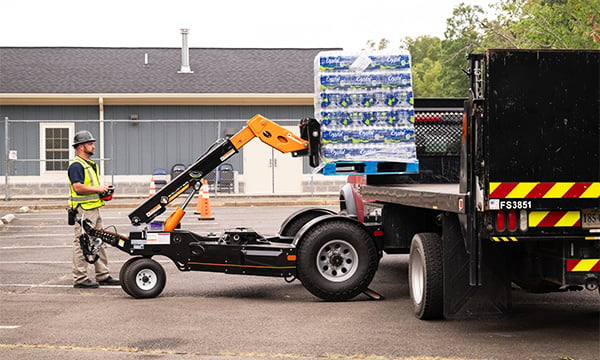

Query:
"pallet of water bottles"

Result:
[[314, 50, 419, 175]]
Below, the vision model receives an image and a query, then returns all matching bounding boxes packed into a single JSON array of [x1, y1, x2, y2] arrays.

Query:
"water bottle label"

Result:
[[350, 74, 379, 89], [320, 75, 347, 90], [322, 145, 351, 160], [321, 129, 345, 144], [381, 73, 412, 88], [319, 55, 355, 71], [354, 128, 376, 143]]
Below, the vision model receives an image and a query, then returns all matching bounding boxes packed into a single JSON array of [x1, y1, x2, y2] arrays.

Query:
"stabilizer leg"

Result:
[[363, 288, 384, 300]]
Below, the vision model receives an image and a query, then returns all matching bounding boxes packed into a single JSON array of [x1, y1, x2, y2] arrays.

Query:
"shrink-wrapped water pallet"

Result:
[[314, 50, 419, 175]]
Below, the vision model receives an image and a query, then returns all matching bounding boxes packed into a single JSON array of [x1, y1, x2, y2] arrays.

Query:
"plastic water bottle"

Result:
[[321, 127, 345, 144]]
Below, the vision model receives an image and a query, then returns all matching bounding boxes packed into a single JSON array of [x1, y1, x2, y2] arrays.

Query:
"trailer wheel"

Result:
[[119, 257, 142, 297], [122, 258, 166, 299], [409, 233, 443, 319], [297, 219, 378, 301]]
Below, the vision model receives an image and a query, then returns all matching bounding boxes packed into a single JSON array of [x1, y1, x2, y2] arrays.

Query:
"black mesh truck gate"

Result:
[[361, 49, 600, 319]]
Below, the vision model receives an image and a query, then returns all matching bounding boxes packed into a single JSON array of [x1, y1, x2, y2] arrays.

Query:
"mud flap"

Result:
[[442, 213, 511, 319]]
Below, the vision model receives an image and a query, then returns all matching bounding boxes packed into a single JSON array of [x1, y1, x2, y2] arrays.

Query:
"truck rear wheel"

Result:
[[297, 219, 378, 301], [122, 258, 166, 299], [409, 233, 443, 319]]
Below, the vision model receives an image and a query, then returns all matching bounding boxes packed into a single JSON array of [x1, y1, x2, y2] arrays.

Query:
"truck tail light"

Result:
[[496, 211, 506, 232], [507, 210, 517, 232], [494, 210, 529, 233]]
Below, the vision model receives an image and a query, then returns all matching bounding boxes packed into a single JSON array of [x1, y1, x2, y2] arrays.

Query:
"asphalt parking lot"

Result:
[[1, 204, 599, 360]]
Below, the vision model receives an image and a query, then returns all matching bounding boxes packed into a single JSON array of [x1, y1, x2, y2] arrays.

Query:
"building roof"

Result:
[[0, 47, 338, 105]]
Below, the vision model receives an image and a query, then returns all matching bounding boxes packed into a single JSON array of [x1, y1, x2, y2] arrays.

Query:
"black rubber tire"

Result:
[[122, 258, 166, 299], [119, 257, 141, 297], [297, 219, 378, 301], [409, 233, 443, 320]]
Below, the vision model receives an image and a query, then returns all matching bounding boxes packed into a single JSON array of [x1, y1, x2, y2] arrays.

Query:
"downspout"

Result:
[[4, 117, 9, 200], [98, 96, 105, 180]]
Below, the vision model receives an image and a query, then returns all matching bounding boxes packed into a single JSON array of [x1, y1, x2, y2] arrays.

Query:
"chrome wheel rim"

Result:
[[136, 268, 158, 291], [316, 239, 358, 282], [410, 251, 425, 305]]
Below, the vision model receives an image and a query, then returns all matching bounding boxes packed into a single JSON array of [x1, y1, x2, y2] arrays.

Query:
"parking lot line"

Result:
[[0, 245, 69, 249], [0, 283, 73, 288]]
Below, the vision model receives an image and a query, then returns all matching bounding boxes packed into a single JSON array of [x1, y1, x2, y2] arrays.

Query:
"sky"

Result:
[[0, 0, 494, 50]]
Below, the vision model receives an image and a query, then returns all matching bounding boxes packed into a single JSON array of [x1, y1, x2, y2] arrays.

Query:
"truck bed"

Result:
[[362, 183, 466, 213]]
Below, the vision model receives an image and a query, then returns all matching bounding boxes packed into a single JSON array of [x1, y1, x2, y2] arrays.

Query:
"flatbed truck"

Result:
[[351, 49, 600, 319]]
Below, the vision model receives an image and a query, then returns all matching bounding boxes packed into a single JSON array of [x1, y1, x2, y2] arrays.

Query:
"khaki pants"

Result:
[[73, 206, 110, 284]]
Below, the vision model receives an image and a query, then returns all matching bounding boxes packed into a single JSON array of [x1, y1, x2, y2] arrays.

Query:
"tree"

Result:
[[364, 0, 599, 98], [364, 38, 390, 50], [482, 0, 600, 49], [401, 36, 444, 97], [402, 36, 442, 63], [441, 3, 487, 97]]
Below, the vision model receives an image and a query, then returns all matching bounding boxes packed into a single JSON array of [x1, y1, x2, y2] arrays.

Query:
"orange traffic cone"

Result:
[[148, 176, 156, 197], [196, 179, 215, 220]]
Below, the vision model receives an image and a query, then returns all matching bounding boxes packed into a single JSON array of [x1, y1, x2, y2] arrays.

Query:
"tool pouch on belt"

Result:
[[67, 207, 77, 225]]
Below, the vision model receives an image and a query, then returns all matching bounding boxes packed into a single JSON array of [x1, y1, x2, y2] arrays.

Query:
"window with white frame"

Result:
[[40, 123, 74, 173]]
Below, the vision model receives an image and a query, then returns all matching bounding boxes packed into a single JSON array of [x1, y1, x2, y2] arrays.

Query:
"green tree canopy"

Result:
[[441, 3, 486, 97], [483, 0, 600, 49], [366, 0, 599, 97], [402, 36, 444, 97]]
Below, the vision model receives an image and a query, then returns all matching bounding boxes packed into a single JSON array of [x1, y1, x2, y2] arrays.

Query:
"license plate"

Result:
[[582, 209, 600, 229]]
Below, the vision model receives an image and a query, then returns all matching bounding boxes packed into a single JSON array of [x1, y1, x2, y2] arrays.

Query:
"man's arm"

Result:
[[72, 182, 109, 195], [68, 163, 109, 195]]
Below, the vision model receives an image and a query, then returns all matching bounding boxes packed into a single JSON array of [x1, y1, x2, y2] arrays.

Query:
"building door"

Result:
[[242, 126, 303, 194]]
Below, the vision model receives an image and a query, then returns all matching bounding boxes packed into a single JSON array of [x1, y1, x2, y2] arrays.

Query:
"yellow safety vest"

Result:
[[68, 156, 104, 210]]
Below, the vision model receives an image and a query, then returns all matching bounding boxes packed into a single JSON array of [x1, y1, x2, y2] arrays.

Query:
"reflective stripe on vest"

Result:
[[69, 156, 103, 210]]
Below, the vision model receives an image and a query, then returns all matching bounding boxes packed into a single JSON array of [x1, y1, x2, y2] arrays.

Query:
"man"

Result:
[[68, 130, 119, 288]]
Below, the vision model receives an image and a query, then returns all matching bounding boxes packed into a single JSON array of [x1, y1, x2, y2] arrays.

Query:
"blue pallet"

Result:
[[322, 161, 419, 176]]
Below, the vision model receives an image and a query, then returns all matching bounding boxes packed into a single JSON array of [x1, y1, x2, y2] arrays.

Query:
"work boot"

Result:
[[98, 276, 120, 286], [74, 279, 99, 288]]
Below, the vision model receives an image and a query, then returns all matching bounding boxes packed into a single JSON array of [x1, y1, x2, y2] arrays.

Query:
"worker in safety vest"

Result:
[[68, 130, 120, 288]]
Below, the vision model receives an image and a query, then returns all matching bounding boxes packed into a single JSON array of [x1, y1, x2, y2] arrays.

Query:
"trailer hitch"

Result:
[[79, 233, 101, 264], [77, 218, 130, 264]]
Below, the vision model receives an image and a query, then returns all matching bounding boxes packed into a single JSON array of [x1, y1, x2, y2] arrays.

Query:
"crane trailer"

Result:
[[78, 114, 382, 301]]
